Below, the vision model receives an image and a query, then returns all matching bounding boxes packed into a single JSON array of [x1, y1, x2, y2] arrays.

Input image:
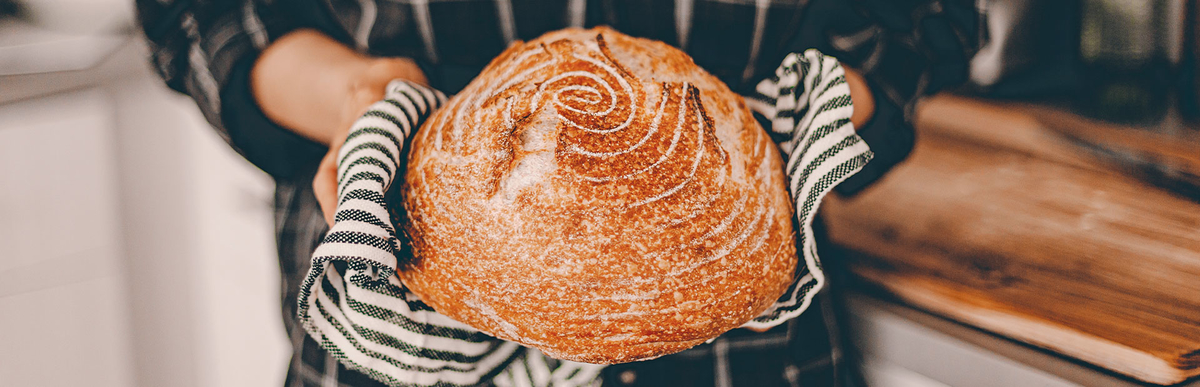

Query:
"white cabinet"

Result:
[[0, 277, 135, 387], [0, 90, 121, 286], [0, 90, 133, 385], [844, 295, 1188, 387], [0, 40, 286, 387]]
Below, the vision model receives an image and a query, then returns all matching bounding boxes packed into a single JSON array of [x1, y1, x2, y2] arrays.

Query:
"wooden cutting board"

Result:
[[822, 95, 1200, 385]]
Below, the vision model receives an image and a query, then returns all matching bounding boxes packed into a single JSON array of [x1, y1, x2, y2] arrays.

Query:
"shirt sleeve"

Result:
[[785, 0, 979, 194], [135, 0, 327, 180]]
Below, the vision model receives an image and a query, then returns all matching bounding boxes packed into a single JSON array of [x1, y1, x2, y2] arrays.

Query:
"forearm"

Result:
[[251, 29, 427, 146]]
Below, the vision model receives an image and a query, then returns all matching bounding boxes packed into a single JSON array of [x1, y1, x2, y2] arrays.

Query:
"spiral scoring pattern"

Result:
[[402, 28, 796, 363]]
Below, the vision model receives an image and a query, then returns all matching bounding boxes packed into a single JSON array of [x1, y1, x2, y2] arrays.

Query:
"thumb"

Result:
[[314, 147, 340, 227]]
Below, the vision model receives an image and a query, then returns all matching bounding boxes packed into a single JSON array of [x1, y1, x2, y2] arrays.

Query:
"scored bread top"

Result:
[[400, 27, 797, 363]]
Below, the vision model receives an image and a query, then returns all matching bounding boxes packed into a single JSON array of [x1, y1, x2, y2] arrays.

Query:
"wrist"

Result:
[[340, 57, 429, 131], [250, 28, 429, 146]]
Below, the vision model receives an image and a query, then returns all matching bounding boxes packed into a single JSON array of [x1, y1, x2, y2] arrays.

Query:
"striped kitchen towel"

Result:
[[295, 80, 604, 387], [296, 49, 871, 387], [744, 49, 874, 329]]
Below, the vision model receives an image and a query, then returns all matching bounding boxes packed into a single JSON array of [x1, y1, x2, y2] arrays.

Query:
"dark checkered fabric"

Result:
[[135, 1, 980, 386]]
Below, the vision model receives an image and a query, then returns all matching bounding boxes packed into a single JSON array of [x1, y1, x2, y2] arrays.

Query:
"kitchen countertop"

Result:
[[0, 21, 139, 105], [0, 21, 128, 76], [824, 94, 1200, 385]]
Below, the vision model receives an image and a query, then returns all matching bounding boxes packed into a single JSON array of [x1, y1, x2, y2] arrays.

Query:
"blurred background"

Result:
[[0, 0, 1197, 386], [0, 1, 287, 386]]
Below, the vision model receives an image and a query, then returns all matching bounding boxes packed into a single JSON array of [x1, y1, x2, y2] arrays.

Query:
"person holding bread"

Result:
[[137, 1, 978, 386]]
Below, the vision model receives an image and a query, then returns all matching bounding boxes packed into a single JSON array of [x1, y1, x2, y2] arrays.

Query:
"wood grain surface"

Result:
[[823, 95, 1200, 385]]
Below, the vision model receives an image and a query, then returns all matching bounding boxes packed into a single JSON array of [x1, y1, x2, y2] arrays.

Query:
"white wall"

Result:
[[108, 44, 290, 387], [0, 40, 289, 387], [0, 89, 135, 387]]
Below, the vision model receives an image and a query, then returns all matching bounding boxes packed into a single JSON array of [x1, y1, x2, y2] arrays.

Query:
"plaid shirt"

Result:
[[135, 1, 978, 386]]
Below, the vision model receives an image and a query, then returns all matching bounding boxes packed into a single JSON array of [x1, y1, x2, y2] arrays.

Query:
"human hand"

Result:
[[249, 29, 426, 226], [313, 58, 428, 226], [843, 65, 875, 129]]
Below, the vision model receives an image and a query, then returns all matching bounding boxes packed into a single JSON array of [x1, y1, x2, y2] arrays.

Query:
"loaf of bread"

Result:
[[399, 27, 797, 364]]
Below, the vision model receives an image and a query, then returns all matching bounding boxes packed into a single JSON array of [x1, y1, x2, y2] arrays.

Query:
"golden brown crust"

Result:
[[400, 27, 797, 364]]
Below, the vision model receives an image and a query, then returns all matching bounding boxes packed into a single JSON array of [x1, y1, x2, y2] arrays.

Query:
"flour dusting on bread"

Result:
[[401, 27, 796, 364]]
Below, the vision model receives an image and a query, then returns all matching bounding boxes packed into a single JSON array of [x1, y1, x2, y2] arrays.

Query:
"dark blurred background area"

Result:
[[960, 0, 1200, 202]]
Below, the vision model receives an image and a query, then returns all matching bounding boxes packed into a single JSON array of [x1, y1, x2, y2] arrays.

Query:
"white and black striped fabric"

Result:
[[297, 49, 870, 387], [743, 49, 874, 328], [296, 80, 605, 387]]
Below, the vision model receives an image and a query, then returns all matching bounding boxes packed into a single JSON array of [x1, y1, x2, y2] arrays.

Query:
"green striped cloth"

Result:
[[296, 49, 871, 387], [744, 49, 874, 328]]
